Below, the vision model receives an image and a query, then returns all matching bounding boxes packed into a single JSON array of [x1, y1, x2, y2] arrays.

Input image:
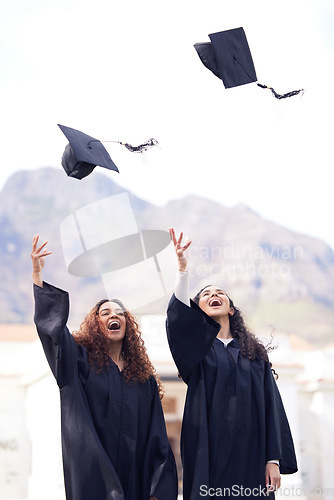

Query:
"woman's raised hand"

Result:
[[169, 227, 192, 272], [31, 235, 52, 287]]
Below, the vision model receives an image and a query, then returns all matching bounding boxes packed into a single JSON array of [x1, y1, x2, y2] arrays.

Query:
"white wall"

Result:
[[0, 381, 30, 500]]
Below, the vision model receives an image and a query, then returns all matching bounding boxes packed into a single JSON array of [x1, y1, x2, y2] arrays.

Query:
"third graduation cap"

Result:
[[58, 124, 159, 180], [194, 27, 304, 99]]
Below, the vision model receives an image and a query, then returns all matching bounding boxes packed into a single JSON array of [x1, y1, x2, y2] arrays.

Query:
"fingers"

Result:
[[38, 250, 52, 259], [273, 474, 281, 490], [32, 235, 47, 254], [32, 234, 39, 252], [36, 241, 48, 255], [265, 470, 269, 490], [266, 464, 281, 495], [169, 227, 177, 246], [267, 483, 279, 495], [31, 235, 52, 258], [183, 239, 192, 251], [169, 227, 192, 251], [177, 231, 184, 246]]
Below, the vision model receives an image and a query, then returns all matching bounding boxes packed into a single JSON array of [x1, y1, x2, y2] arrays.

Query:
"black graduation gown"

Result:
[[33, 282, 178, 500], [166, 295, 297, 500]]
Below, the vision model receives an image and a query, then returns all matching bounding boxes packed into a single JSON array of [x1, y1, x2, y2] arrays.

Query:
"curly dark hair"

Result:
[[193, 286, 278, 378], [73, 299, 164, 398]]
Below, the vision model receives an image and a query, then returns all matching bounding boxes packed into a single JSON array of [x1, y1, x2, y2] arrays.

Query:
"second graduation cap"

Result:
[[58, 124, 119, 180], [194, 27, 304, 99], [58, 124, 159, 180]]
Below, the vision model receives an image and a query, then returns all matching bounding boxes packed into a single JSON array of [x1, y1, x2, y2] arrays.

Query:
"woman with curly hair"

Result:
[[166, 228, 297, 500], [31, 235, 177, 500]]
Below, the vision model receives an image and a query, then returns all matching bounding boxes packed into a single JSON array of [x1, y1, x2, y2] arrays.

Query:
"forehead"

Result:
[[98, 301, 124, 313], [200, 286, 225, 295]]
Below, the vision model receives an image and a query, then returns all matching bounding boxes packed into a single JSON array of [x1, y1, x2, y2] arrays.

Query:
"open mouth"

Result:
[[108, 320, 121, 331], [209, 298, 222, 307]]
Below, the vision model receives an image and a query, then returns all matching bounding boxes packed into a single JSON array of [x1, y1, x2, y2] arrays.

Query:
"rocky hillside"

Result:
[[0, 167, 333, 346]]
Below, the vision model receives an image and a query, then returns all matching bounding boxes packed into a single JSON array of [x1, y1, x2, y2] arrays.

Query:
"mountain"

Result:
[[0, 167, 333, 346]]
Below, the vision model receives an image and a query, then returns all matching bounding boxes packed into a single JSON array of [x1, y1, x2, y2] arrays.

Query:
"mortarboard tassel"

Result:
[[87, 138, 159, 153], [233, 56, 304, 100], [257, 83, 304, 100], [120, 138, 159, 153]]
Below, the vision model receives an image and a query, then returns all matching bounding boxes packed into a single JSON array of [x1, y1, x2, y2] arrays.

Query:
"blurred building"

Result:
[[0, 321, 333, 500]]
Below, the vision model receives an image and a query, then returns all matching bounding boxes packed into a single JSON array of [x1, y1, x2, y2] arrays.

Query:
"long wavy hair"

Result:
[[73, 299, 164, 398], [193, 286, 278, 378]]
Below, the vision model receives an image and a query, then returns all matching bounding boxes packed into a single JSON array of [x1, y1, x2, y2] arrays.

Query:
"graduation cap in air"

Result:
[[194, 27, 304, 99], [58, 124, 158, 180]]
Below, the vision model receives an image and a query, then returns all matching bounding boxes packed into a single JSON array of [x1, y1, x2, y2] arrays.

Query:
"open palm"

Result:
[[169, 227, 192, 271], [31, 235, 52, 273]]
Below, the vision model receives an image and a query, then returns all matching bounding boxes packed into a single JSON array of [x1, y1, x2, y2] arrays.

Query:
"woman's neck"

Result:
[[108, 342, 124, 367], [216, 315, 233, 340]]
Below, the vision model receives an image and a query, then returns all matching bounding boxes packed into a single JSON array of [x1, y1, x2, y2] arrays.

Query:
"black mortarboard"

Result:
[[58, 124, 159, 180], [58, 124, 119, 180], [194, 27, 304, 99]]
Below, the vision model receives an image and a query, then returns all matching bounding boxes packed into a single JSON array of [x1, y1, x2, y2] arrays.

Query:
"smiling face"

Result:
[[98, 301, 127, 343], [198, 286, 234, 320]]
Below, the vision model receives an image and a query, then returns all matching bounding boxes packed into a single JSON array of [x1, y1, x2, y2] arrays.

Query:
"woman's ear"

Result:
[[228, 307, 235, 316]]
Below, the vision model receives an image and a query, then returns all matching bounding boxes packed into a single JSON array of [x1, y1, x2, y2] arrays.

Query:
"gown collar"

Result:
[[215, 337, 240, 349]]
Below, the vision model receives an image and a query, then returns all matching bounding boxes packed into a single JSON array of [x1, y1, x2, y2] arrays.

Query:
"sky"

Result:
[[1, 0, 334, 250]]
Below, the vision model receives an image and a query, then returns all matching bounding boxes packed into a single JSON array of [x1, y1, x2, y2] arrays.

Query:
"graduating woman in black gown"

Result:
[[31, 235, 178, 500], [166, 228, 297, 500]]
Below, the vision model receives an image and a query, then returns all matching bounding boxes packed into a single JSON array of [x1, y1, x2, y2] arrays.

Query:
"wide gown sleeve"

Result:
[[33, 281, 80, 388], [166, 294, 220, 382], [264, 361, 298, 474], [143, 377, 178, 500]]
